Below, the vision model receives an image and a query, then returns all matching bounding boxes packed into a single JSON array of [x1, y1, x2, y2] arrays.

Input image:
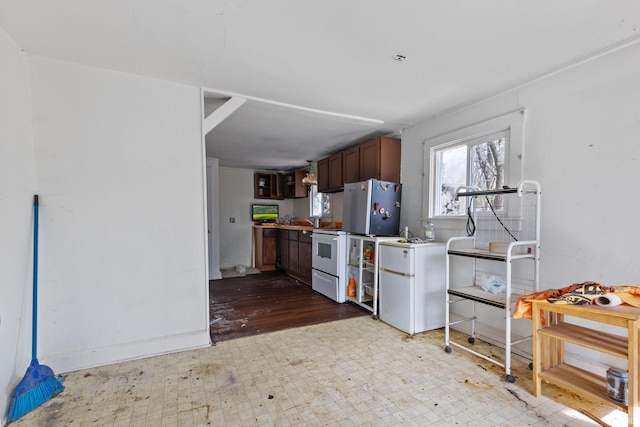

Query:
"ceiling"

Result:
[[2, 1, 640, 171]]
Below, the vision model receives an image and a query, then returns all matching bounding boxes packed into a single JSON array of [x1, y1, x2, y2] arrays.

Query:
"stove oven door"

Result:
[[311, 233, 340, 276], [312, 269, 344, 303]]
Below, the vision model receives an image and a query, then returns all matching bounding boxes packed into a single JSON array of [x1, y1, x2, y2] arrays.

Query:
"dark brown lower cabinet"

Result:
[[278, 230, 289, 270], [288, 232, 299, 274], [255, 227, 277, 271], [278, 229, 312, 285], [298, 231, 312, 285]]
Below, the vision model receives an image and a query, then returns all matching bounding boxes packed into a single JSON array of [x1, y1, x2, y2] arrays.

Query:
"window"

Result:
[[435, 130, 507, 216], [424, 110, 524, 219], [309, 185, 331, 218], [309, 185, 322, 217]]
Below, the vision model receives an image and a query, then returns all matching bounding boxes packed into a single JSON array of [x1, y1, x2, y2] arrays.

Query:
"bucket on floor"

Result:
[[606, 367, 628, 404]]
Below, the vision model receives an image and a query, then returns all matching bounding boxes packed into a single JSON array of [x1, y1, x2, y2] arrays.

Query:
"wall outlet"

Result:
[[230, 217, 235, 223]]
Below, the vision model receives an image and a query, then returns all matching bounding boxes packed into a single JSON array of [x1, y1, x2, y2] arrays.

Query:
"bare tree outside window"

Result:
[[472, 137, 505, 211], [436, 131, 507, 216]]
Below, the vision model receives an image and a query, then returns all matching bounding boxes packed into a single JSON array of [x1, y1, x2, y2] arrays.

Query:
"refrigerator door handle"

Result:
[[380, 267, 413, 277]]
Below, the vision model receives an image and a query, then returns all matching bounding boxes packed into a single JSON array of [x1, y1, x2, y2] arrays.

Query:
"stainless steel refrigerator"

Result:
[[342, 179, 402, 236]]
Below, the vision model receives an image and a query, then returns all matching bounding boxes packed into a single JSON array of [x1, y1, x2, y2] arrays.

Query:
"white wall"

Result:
[[401, 40, 640, 367], [0, 27, 37, 424], [292, 195, 310, 220], [25, 56, 210, 372]]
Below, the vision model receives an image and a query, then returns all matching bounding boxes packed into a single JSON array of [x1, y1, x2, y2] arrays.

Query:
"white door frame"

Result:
[[201, 90, 246, 282], [206, 157, 222, 280]]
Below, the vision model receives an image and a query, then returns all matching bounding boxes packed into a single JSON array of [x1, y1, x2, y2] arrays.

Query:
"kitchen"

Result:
[[238, 127, 521, 344], [202, 129, 449, 355], [4, 2, 640, 425]]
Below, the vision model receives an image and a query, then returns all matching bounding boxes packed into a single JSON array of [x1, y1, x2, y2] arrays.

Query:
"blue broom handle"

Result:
[[32, 195, 39, 361]]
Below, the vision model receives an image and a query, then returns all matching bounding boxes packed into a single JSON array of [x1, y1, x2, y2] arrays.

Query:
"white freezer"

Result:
[[378, 242, 446, 334], [378, 244, 415, 274]]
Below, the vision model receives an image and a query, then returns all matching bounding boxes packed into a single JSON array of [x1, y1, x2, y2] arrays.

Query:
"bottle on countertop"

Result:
[[423, 221, 435, 242]]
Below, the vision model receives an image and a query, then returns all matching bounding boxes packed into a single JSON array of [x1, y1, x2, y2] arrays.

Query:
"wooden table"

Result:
[[531, 300, 640, 426]]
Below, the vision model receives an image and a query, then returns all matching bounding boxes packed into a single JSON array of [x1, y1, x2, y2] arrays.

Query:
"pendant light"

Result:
[[301, 160, 317, 186]]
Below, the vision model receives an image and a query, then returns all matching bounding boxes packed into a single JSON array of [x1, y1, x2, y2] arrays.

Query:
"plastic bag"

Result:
[[480, 274, 506, 294]]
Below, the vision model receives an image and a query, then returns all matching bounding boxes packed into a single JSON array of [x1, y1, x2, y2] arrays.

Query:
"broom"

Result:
[[7, 195, 64, 423]]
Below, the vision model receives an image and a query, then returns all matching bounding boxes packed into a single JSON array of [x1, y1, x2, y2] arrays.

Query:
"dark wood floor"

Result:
[[209, 270, 369, 343]]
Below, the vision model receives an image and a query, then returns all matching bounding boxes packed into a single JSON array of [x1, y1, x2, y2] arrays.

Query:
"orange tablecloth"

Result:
[[514, 281, 640, 324]]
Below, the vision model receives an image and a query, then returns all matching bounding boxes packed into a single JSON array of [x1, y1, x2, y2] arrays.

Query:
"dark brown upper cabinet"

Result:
[[359, 136, 401, 183], [317, 157, 330, 193], [328, 152, 344, 191], [254, 172, 284, 200], [315, 136, 401, 193], [342, 145, 360, 184], [318, 152, 344, 193], [283, 169, 307, 198]]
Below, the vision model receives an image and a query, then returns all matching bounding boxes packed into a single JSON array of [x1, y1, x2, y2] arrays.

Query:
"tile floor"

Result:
[[10, 317, 627, 426]]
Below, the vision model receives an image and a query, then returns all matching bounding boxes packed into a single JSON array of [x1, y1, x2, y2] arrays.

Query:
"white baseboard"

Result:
[[43, 330, 211, 373]]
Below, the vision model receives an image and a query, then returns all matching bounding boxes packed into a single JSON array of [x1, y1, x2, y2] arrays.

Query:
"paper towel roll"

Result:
[[595, 293, 623, 307]]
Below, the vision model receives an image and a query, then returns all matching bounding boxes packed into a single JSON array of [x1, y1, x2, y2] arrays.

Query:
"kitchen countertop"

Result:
[[379, 239, 445, 248], [254, 223, 342, 232]]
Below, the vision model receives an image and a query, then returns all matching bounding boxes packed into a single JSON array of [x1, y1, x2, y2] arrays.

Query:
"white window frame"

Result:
[[309, 185, 331, 218], [423, 110, 525, 221]]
